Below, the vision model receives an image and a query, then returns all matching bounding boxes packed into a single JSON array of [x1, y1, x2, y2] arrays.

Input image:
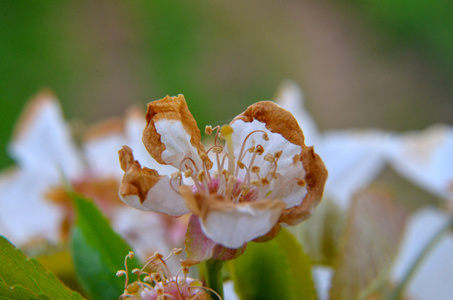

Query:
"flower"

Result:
[[0, 90, 186, 260], [387, 124, 453, 204], [275, 81, 453, 300], [119, 94, 327, 249], [117, 249, 210, 300], [275, 80, 393, 210]]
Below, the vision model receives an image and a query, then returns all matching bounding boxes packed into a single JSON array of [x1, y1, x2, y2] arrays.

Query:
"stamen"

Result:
[[221, 125, 235, 176]]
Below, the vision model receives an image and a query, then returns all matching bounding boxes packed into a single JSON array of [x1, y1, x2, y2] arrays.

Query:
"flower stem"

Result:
[[203, 259, 225, 299], [388, 216, 453, 300]]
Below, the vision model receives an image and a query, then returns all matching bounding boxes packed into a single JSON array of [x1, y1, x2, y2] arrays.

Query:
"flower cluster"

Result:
[[117, 249, 212, 300]]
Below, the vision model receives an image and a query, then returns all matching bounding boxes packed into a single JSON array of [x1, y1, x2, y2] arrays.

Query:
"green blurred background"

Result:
[[1, 0, 452, 169]]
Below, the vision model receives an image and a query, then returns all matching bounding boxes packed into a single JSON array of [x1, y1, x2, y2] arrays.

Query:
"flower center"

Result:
[[171, 124, 291, 203]]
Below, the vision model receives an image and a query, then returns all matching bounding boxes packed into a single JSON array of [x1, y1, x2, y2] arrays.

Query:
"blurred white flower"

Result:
[[388, 125, 453, 203], [0, 90, 186, 260], [392, 208, 453, 300], [275, 80, 392, 210]]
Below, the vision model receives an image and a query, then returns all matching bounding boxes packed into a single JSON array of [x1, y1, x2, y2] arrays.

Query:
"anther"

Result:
[[171, 171, 181, 179], [197, 169, 205, 182], [199, 152, 208, 161], [261, 178, 270, 185], [297, 179, 306, 186], [262, 133, 269, 141], [205, 125, 213, 135], [255, 145, 265, 155], [292, 154, 301, 164], [237, 161, 246, 169], [184, 170, 193, 178], [117, 270, 126, 277], [274, 151, 282, 159], [126, 282, 140, 294], [264, 154, 275, 162], [212, 146, 223, 154], [251, 180, 261, 187], [251, 166, 261, 174]]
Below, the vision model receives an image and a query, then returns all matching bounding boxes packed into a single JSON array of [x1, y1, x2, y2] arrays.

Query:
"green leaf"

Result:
[[0, 236, 83, 300], [70, 194, 140, 300], [329, 190, 409, 300], [228, 228, 316, 300]]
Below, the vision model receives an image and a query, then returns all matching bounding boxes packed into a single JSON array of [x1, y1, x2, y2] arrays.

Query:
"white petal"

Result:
[[125, 115, 175, 176], [121, 175, 190, 216], [0, 168, 62, 246], [200, 202, 283, 248], [392, 208, 453, 300], [223, 281, 240, 300], [274, 80, 320, 146], [9, 93, 83, 180], [84, 130, 127, 180], [155, 119, 203, 169], [317, 130, 390, 209], [388, 125, 453, 202], [230, 119, 302, 181], [111, 207, 172, 259], [312, 266, 333, 300], [269, 159, 308, 208]]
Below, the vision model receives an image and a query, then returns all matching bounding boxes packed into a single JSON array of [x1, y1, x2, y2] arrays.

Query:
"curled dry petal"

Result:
[[232, 101, 328, 226], [143, 95, 212, 169], [119, 146, 190, 216]]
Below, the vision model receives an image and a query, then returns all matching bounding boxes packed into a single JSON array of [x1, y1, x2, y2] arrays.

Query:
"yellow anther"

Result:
[[184, 170, 193, 178], [274, 150, 282, 159], [261, 178, 270, 185], [173, 248, 183, 255], [116, 270, 126, 277], [262, 133, 269, 141], [128, 251, 135, 258], [199, 152, 208, 160], [220, 125, 234, 136], [197, 169, 205, 181], [237, 161, 245, 169], [126, 282, 140, 294], [205, 125, 213, 135], [248, 146, 255, 153]]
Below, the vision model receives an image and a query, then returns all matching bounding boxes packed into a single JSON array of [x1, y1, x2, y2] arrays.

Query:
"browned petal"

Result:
[[119, 145, 162, 203], [232, 101, 305, 147], [143, 95, 212, 168], [279, 146, 328, 225]]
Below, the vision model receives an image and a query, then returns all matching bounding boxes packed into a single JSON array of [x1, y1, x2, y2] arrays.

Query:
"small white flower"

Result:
[[0, 91, 184, 260], [119, 95, 327, 249]]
